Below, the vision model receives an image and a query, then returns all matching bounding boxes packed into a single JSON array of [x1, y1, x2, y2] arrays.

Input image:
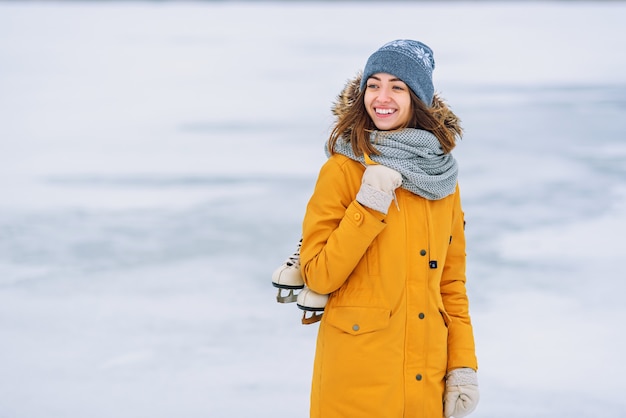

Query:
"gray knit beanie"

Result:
[[360, 39, 435, 107]]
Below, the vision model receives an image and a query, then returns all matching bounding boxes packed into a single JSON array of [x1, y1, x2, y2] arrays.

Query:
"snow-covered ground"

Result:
[[1, 2, 625, 417]]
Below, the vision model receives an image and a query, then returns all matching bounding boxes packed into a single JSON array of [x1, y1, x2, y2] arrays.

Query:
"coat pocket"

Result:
[[325, 306, 391, 336], [439, 307, 451, 328]]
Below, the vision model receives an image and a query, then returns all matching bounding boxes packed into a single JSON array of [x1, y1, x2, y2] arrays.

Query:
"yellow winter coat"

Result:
[[300, 78, 477, 418]]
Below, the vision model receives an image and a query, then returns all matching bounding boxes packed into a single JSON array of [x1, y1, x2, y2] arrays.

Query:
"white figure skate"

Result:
[[271, 239, 305, 303], [297, 287, 329, 324], [272, 239, 328, 324]]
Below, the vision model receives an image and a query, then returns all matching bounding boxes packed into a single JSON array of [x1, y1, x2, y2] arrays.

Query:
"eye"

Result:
[[366, 83, 379, 90], [392, 85, 406, 91]]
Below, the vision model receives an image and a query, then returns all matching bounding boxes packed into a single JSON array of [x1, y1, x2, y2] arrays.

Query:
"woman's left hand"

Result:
[[443, 368, 479, 418]]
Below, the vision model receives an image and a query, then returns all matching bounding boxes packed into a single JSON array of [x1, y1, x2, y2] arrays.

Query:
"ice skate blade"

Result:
[[297, 303, 324, 325], [272, 283, 303, 304], [300, 310, 323, 325]]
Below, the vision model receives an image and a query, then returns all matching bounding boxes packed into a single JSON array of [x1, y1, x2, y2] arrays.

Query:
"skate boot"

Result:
[[272, 239, 304, 303], [297, 288, 329, 325], [272, 238, 329, 323]]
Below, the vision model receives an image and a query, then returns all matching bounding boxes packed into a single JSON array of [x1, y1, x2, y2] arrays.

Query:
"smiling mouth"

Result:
[[375, 108, 396, 115]]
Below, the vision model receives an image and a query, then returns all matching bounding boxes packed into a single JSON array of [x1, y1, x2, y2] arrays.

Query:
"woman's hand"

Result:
[[443, 368, 479, 418], [355, 164, 402, 214]]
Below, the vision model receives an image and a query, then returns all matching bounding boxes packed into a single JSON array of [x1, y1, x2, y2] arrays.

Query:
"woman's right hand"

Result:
[[356, 164, 402, 214]]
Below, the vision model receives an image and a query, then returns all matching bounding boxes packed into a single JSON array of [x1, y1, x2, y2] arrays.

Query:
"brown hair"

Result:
[[327, 88, 459, 156]]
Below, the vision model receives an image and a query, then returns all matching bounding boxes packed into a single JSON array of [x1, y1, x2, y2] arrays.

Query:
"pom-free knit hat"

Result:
[[360, 39, 435, 107]]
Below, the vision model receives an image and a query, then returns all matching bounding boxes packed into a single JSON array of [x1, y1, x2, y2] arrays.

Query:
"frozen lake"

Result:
[[1, 2, 625, 417]]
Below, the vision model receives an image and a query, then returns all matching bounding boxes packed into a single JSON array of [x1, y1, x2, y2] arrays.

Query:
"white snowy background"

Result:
[[1, 1, 625, 417]]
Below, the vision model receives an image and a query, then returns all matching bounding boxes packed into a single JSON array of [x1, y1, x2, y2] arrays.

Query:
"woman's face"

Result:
[[364, 72, 412, 131]]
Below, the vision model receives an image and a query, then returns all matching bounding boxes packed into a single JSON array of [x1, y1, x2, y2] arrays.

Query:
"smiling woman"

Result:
[[274, 40, 479, 418], [363, 73, 413, 131]]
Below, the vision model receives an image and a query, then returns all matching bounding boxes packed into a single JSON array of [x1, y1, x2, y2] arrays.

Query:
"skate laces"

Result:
[[284, 239, 302, 268]]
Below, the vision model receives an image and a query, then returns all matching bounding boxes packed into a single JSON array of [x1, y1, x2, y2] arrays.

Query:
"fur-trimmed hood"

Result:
[[331, 72, 463, 139]]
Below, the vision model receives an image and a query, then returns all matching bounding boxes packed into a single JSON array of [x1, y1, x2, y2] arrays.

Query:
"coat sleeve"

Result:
[[440, 185, 478, 371], [300, 156, 387, 295]]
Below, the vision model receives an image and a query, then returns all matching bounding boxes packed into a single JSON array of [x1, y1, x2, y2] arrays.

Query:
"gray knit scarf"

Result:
[[328, 128, 458, 200]]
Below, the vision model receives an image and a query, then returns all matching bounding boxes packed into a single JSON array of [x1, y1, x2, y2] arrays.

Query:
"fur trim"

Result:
[[331, 72, 463, 139]]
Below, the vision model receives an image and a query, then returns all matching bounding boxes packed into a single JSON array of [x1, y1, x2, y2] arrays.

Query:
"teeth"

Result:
[[376, 108, 395, 115]]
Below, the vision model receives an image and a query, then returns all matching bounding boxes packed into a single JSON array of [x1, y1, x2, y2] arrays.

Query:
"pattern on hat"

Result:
[[380, 40, 434, 74]]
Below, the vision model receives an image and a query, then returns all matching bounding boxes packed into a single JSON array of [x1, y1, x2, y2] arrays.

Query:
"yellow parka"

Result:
[[300, 77, 478, 418]]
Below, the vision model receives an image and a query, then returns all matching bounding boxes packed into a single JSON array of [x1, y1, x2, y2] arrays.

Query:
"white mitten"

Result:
[[443, 368, 479, 418], [355, 164, 402, 214]]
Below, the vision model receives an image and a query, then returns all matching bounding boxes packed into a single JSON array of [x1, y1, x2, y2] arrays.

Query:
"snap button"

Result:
[[420, 249, 427, 256], [418, 313, 425, 319], [415, 374, 423, 381], [352, 324, 360, 332], [354, 213, 362, 221], [429, 260, 438, 269]]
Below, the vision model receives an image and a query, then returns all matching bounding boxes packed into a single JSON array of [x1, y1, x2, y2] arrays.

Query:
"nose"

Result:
[[377, 85, 392, 102]]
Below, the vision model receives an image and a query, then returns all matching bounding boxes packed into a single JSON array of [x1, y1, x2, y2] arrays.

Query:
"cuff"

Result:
[[446, 368, 478, 386], [356, 183, 393, 215]]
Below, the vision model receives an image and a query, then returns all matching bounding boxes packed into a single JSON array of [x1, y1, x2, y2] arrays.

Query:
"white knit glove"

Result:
[[443, 368, 479, 418], [355, 165, 402, 214]]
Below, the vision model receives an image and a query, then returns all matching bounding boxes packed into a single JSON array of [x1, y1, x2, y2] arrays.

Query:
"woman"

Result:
[[293, 39, 479, 418]]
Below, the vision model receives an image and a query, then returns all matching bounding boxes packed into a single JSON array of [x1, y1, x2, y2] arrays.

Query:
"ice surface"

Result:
[[1, 2, 625, 417]]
